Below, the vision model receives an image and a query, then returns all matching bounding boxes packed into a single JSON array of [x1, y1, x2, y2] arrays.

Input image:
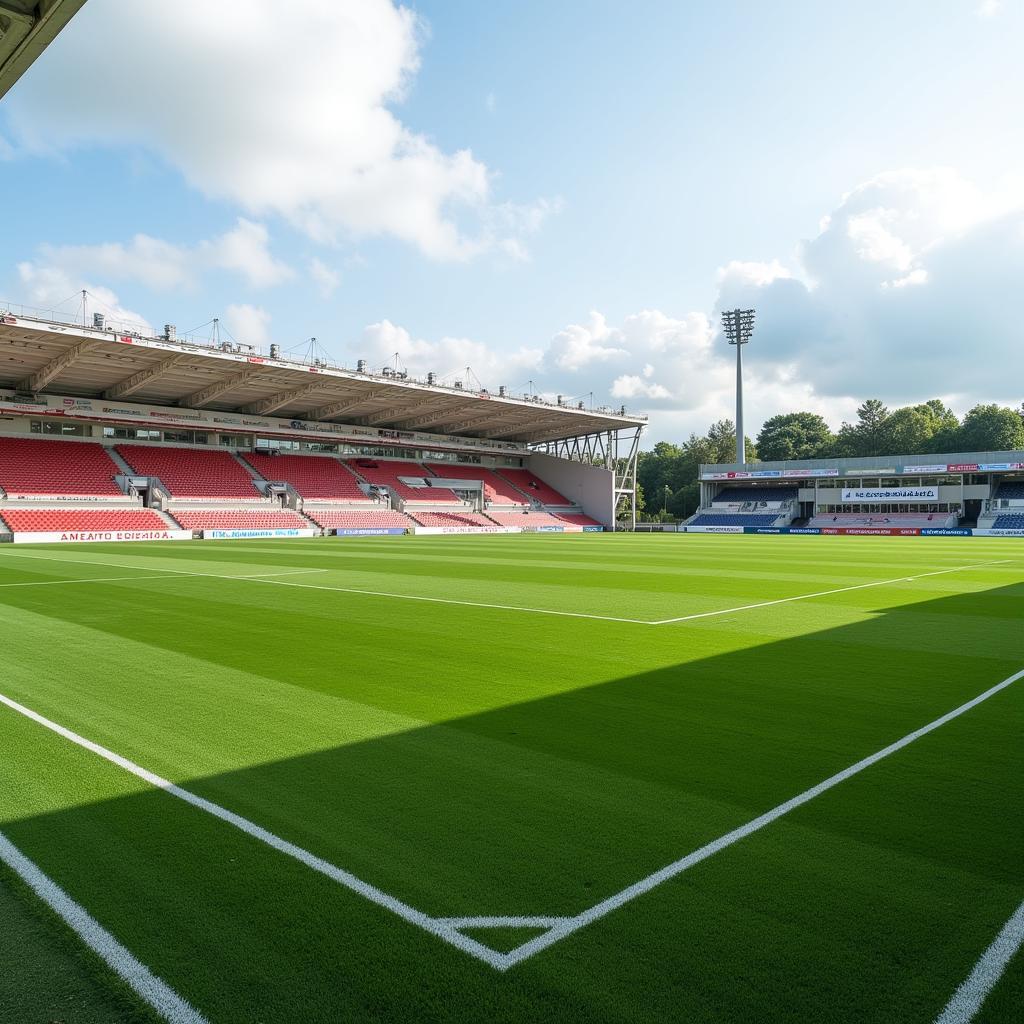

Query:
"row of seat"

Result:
[[407, 510, 499, 529], [425, 463, 529, 505], [0, 438, 578, 509], [486, 510, 568, 528], [169, 509, 311, 531], [305, 508, 413, 530], [494, 468, 571, 506], [992, 514, 1024, 529], [242, 452, 370, 502], [0, 507, 169, 532], [0, 437, 122, 496], [344, 459, 461, 503], [688, 513, 782, 527], [994, 482, 1024, 500], [116, 445, 260, 498]]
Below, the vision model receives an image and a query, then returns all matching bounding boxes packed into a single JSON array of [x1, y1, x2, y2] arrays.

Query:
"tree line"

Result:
[[636, 400, 1024, 521]]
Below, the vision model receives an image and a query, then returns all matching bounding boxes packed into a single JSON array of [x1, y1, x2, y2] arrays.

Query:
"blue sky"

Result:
[[2, 0, 1022, 440]]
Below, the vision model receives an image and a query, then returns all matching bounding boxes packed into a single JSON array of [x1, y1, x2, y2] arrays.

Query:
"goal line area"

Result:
[[2, 664, 1021, 971]]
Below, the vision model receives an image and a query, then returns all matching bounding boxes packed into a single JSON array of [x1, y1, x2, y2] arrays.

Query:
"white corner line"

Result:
[[0, 830, 209, 1024], [648, 559, 1014, 625], [933, 896, 1024, 1024], [492, 665, 1024, 969], [0, 691, 504, 970], [2, 667, 1021, 972]]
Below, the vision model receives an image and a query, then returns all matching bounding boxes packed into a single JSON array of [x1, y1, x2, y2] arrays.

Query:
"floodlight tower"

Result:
[[721, 308, 755, 463]]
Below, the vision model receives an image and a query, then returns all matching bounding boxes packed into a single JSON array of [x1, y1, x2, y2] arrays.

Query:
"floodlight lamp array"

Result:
[[721, 309, 755, 345]]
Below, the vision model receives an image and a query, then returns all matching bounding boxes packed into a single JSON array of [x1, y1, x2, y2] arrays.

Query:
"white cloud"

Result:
[[977, 0, 1003, 17], [6, 0, 549, 261], [341, 167, 1024, 441], [203, 220, 294, 288], [224, 304, 272, 346], [309, 258, 341, 297], [716, 259, 793, 287], [715, 167, 1024, 406], [16, 262, 152, 333], [355, 319, 543, 387], [20, 218, 293, 293]]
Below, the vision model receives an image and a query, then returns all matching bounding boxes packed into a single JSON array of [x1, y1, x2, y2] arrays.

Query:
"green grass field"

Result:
[[0, 533, 1021, 1023]]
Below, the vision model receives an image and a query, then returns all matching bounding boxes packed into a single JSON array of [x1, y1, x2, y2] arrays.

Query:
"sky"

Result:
[[1, 0, 1023, 442]]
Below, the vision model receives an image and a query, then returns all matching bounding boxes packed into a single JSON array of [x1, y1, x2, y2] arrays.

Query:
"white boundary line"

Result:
[[2, 666, 1021, 971], [0, 691, 506, 970], [0, 552, 1011, 626], [0, 569, 328, 589], [490, 666, 1024, 967], [647, 560, 1013, 624], [0, 551, 648, 623], [934, 896, 1024, 1024], [0, 830, 209, 1024]]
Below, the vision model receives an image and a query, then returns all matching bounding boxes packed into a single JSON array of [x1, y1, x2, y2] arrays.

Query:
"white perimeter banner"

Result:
[[201, 528, 318, 540], [682, 525, 745, 534], [10, 529, 192, 544], [411, 526, 522, 535], [841, 487, 939, 502]]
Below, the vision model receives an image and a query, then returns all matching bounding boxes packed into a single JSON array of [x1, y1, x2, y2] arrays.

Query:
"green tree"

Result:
[[703, 419, 757, 464], [833, 399, 890, 458], [955, 404, 1024, 452], [755, 412, 835, 462], [879, 400, 959, 455]]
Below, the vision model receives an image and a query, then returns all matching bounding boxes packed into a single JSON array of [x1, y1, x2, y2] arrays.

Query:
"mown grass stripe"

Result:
[[0, 831, 208, 1024], [934, 897, 1024, 1024]]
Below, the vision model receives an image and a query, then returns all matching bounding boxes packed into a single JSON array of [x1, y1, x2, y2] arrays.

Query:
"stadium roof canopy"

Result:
[[0, 311, 647, 444], [0, 0, 85, 100]]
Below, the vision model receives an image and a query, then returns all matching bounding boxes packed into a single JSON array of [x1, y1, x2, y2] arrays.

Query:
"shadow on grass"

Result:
[[0, 581, 1022, 1022]]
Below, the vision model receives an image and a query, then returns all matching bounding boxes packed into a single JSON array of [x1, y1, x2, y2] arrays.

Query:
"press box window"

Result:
[[31, 420, 89, 436]]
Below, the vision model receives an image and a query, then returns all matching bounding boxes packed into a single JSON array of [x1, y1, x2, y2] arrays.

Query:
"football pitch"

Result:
[[0, 533, 1021, 1024]]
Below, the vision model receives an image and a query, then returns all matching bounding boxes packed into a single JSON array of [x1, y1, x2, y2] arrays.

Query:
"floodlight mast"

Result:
[[721, 308, 755, 463]]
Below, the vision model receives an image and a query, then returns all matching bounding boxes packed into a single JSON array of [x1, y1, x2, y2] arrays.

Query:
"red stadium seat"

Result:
[[303, 509, 413, 530], [0, 437, 122, 497], [170, 509, 312, 530], [116, 445, 260, 499], [0, 507, 169, 533], [553, 513, 602, 527], [408, 510, 499, 529], [424, 464, 529, 505], [241, 452, 371, 501], [493, 469, 572, 506], [344, 460, 460, 503], [486, 510, 567, 528]]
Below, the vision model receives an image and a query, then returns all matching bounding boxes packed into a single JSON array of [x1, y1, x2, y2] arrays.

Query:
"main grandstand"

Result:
[[0, 305, 645, 544], [684, 450, 1024, 536]]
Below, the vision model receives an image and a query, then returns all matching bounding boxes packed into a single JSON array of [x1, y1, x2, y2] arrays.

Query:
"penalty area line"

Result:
[[0, 830, 209, 1024], [934, 896, 1024, 1024]]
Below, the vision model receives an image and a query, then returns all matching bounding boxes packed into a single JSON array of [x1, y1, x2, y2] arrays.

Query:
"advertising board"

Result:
[[10, 530, 192, 544]]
